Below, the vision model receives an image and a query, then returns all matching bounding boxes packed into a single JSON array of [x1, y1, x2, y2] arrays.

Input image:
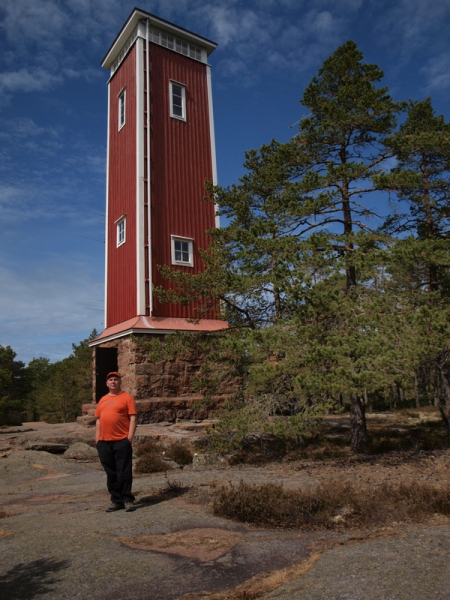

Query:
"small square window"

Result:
[[171, 236, 193, 267], [117, 216, 126, 247], [170, 81, 186, 121], [118, 89, 126, 130]]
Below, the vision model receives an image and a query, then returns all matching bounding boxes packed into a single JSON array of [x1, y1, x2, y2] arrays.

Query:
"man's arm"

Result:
[[95, 418, 101, 444], [128, 415, 137, 443]]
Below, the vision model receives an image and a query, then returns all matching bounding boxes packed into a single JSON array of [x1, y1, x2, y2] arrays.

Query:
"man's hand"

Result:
[[95, 418, 101, 444], [128, 414, 137, 443]]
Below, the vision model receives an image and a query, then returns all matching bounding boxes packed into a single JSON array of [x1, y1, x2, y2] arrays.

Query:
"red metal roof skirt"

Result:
[[90, 316, 228, 344]]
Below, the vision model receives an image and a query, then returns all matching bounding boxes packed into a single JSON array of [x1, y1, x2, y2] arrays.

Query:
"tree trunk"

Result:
[[395, 383, 401, 408], [364, 387, 372, 413], [414, 371, 420, 409], [433, 376, 440, 407], [341, 176, 357, 289], [438, 367, 450, 436], [438, 405, 450, 437], [350, 392, 370, 453]]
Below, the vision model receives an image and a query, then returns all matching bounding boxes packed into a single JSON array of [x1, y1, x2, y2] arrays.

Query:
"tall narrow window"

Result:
[[170, 81, 186, 121], [117, 216, 126, 247], [118, 89, 126, 130], [171, 235, 193, 267]]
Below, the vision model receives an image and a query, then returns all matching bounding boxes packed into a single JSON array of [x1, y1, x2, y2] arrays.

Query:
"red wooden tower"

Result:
[[89, 9, 227, 407]]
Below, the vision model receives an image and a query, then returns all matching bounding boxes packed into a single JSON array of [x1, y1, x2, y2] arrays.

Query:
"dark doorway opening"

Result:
[[95, 347, 118, 402]]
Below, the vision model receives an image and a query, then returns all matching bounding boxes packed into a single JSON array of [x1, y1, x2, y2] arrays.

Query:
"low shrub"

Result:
[[213, 479, 450, 529], [134, 438, 166, 474], [165, 440, 194, 465]]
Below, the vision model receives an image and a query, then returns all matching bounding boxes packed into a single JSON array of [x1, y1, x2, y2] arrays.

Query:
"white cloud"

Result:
[[206, 6, 240, 46], [0, 262, 104, 364], [0, 0, 367, 93], [375, 0, 450, 56], [304, 10, 340, 37], [0, 182, 70, 222], [1, 117, 59, 138], [0, 0, 124, 104], [0, 0, 68, 46], [63, 67, 102, 82], [0, 0, 123, 45], [422, 54, 450, 91], [0, 68, 62, 94]]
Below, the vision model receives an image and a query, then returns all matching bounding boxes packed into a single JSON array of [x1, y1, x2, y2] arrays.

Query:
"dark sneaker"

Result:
[[124, 502, 136, 512], [106, 502, 124, 512]]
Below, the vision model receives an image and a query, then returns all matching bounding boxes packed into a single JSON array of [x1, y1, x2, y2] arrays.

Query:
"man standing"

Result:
[[95, 372, 137, 512]]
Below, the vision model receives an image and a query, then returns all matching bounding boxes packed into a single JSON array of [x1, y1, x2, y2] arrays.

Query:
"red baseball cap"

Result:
[[106, 372, 121, 379]]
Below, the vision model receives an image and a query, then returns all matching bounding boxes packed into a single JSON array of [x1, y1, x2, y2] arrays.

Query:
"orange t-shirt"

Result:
[[95, 392, 137, 441]]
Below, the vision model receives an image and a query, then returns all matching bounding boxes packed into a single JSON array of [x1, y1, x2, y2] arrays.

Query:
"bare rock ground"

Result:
[[0, 420, 449, 599]]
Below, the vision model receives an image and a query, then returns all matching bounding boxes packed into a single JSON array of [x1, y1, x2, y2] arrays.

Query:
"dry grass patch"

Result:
[[213, 479, 450, 529], [134, 438, 167, 474], [165, 439, 194, 465], [135, 438, 194, 474]]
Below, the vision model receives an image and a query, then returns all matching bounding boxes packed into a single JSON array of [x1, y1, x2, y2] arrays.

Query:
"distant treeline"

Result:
[[0, 330, 96, 426]]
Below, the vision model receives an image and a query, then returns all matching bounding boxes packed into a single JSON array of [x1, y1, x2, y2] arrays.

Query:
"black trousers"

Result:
[[96, 438, 135, 504]]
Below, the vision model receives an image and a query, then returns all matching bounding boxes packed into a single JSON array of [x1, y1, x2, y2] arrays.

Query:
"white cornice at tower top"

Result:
[[101, 8, 217, 70]]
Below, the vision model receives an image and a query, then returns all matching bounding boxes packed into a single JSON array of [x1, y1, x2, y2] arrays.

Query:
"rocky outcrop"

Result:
[[25, 442, 69, 454], [64, 442, 98, 461], [77, 404, 97, 428]]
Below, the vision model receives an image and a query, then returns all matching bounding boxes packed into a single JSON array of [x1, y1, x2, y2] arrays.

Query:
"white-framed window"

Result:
[[116, 216, 126, 247], [171, 235, 193, 267], [170, 81, 186, 121], [118, 88, 126, 130], [149, 27, 203, 62]]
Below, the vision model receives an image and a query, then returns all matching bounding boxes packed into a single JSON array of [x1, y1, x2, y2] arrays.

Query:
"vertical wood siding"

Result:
[[149, 44, 216, 318], [106, 46, 137, 327]]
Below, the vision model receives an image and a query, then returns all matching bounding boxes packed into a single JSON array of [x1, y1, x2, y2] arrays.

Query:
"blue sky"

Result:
[[1, 0, 450, 365]]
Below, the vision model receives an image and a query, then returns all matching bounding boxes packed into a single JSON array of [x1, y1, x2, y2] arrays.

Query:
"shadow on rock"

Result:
[[138, 482, 190, 508], [0, 557, 70, 599]]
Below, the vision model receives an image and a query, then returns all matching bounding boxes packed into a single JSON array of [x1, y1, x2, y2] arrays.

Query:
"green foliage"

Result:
[[25, 357, 51, 421], [152, 41, 450, 452], [377, 97, 450, 293], [296, 39, 401, 289], [0, 345, 30, 425], [25, 330, 97, 424]]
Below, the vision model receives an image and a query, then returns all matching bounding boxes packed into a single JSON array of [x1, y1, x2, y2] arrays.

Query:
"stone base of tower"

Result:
[[88, 319, 238, 421], [79, 395, 227, 426]]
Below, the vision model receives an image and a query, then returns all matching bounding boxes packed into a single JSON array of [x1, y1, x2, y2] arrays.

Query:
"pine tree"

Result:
[[294, 40, 400, 287], [290, 40, 402, 451], [378, 98, 450, 291], [154, 42, 415, 453], [0, 345, 29, 425], [377, 98, 450, 432]]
